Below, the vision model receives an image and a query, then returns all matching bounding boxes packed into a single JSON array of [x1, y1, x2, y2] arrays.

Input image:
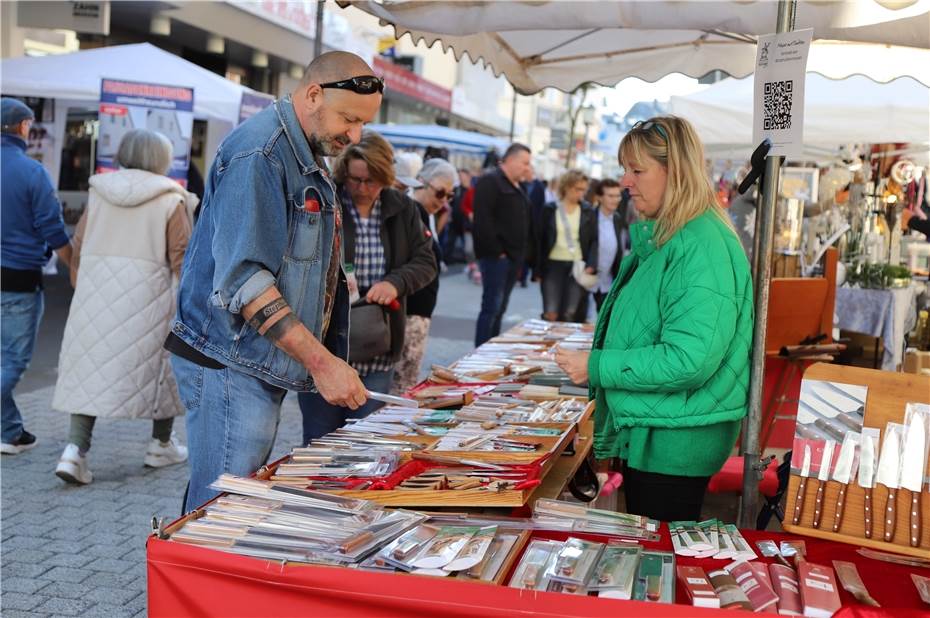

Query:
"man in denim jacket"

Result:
[[166, 52, 382, 511]]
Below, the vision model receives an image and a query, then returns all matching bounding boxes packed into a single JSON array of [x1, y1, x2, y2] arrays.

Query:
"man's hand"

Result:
[[555, 346, 590, 385], [307, 354, 368, 409], [366, 281, 398, 306]]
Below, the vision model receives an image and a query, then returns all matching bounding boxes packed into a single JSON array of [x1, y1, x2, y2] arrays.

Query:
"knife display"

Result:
[[901, 409, 928, 548], [812, 440, 835, 529], [858, 432, 878, 539], [875, 423, 905, 543], [792, 445, 813, 526], [831, 432, 860, 533]]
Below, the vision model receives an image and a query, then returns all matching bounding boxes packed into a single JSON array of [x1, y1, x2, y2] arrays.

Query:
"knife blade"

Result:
[[858, 432, 878, 539], [900, 412, 927, 548], [792, 444, 813, 526], [875, 424, 903, 543], [831, 432, 860, 533], [813, 440, 835, 529]]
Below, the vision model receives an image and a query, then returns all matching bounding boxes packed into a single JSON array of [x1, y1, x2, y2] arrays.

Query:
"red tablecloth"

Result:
[[147, 523, 928, 617]]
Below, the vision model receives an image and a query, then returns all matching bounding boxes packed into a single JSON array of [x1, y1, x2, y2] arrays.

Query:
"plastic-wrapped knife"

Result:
[[875, 423, 904, 543], [813, 440, 835, 529], [900, 411, 927, 548], [792, 444, 812, 526], [857, 432, 878, 539], [831, 432, 860, 533]]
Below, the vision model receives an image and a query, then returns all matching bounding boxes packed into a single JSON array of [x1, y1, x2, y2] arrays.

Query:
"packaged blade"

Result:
[[818, 441, 835, 482], [857, 432, 876, 489], [900, 412, 927, 493], [875, 425, 902, 489], [831, 432, 859, 485], [800, 444, 812, 477]]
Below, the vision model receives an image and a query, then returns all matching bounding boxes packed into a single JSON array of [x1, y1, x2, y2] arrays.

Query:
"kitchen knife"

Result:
[[831, 432, 860, 533], [858, 432, 878, 539], [792, 445, 813, 526], [813, 440, 835, 529], [875, 424, 903, 543], [900, 412, 927, 548]]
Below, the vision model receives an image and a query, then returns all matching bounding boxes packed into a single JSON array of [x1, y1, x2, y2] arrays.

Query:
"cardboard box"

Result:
[[904, 349, 930, 375]]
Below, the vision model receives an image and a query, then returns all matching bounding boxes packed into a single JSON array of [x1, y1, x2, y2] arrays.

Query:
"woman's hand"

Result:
[[366, 281, 399, 305], [555, 346, 590, 385]]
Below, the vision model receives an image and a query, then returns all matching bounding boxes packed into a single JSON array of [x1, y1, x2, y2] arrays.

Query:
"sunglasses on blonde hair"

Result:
[[631, 120, 668, 143]]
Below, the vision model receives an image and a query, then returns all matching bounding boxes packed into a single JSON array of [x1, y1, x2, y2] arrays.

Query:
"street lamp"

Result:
[[581, 104, 596, 168]]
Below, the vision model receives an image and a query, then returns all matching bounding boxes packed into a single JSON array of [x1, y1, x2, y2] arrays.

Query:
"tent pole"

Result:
[[509, 89, 518, 141], [314, 0, 325, 58], [738, 0, 797, 530]]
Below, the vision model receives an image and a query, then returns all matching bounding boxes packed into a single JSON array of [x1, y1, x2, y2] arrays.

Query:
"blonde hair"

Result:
[[557, 169, 588, 200], [618, 115, 735, 247], [333, 129, 395, 187]]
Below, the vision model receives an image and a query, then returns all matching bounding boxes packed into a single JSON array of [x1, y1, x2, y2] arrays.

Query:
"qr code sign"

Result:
[[763, 79, 793, 130]]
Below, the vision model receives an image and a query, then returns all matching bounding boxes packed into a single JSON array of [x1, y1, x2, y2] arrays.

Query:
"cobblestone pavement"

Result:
[[0, 267, 542, 616]]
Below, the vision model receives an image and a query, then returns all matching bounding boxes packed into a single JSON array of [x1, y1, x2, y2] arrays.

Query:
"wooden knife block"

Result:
[[783, 363, 930, 558]]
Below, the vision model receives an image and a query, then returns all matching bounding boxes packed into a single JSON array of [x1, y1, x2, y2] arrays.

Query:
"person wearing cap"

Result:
[[393, 151, 423, 192], [1, 97, 74, 455]]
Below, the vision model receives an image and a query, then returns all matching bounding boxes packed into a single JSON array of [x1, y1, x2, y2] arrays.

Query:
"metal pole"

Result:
[[314, 0, 325, 58], [509, 89, 518, 141], [738, 0, 797, 529]]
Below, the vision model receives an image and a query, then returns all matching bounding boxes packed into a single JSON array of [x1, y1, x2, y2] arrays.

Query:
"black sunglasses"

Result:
[[320, 75, 385, 95], [428, 183, 451, 200]]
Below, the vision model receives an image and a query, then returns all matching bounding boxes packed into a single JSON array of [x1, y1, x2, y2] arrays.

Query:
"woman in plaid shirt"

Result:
[[298, 131, 436, 443]]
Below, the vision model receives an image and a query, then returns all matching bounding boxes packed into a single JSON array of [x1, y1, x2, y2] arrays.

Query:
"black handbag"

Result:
[[348, 302, 392, 363]]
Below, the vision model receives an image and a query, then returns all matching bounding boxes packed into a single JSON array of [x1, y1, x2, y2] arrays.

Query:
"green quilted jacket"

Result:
[[587, 209, 754, 477]]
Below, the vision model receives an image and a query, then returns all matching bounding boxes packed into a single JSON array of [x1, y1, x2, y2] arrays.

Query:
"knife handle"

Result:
[[864, 488, 873, 539], [832, 483, 847, 533], [792, 477, 808, 525], [812, 480, 826, 529], [911, 490, 922, 548], [884, 488, 897, 542]]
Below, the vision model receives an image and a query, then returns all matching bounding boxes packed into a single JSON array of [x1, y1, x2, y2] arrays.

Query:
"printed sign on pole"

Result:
[[97, 78, 195, 186], [752, 28, 813, 159]]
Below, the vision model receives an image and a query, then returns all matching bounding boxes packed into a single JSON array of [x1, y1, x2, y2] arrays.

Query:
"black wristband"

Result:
[[263, 312, 299, 342], [248, 297, 289, 331]]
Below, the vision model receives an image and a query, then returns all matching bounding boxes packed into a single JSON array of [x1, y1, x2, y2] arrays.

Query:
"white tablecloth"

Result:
[[835, 285, 918, 370]]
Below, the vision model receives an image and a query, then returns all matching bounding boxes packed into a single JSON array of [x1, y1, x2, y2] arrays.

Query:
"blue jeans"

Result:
[[1, 291, 43, 443], [474, 256, 519, 347], [298, 369, 394, 444], [171, 356, 287, 512]]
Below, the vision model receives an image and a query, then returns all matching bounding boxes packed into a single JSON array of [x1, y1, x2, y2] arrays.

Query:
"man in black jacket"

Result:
[[472, 143, 532, 346]]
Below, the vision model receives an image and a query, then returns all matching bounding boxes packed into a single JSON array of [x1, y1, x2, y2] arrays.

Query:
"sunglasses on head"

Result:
[[320, 75, 385, 95], [631, 120, 668, 143]]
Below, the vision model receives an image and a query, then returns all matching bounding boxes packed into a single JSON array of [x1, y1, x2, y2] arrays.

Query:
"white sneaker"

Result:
[[144, 434, 188, 468], [55, 444, 93, 485]]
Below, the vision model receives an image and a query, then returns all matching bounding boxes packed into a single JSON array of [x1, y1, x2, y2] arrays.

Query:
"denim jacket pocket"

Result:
[[285, 187, 325, 263]]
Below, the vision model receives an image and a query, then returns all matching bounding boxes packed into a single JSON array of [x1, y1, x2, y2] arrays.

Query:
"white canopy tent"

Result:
[[345, 0, 930, 526], [368, 123, 508, 155], [347, 0, 930, 93], [1, 43, 268, 182], [668, 73, 930, 161]]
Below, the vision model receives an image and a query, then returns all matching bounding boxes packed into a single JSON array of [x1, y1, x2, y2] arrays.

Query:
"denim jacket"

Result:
[[171, 96, 349, 391]]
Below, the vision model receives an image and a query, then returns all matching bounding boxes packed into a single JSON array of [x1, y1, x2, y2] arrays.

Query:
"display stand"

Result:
[[783, 362, 930, 558]]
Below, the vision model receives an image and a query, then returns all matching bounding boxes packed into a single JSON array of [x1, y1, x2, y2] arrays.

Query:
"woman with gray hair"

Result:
[[53, 129, 197, 485], [392, 158, 457, 394]]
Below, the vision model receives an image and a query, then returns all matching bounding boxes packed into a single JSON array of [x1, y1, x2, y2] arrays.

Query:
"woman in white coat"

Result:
[[54, 129, 195, 485]]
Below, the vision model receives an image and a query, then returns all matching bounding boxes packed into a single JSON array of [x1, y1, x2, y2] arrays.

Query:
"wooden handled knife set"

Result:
[[784, 364, 930, 559]]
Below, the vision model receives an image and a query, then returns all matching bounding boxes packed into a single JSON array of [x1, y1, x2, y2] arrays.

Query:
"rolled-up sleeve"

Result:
[[208, 152, 288, 314], [30, 167, 70, 250]]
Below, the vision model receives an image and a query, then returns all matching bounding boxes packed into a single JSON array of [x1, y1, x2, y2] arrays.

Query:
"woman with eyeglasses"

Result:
[[535, 169, 597, 322], [555, 116, 753, 522], [392, 158, 457, 395], [298, 130, 437, 444]]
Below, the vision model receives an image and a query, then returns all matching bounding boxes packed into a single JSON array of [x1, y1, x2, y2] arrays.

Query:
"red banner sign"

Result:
[[373, 56, 452, 112]]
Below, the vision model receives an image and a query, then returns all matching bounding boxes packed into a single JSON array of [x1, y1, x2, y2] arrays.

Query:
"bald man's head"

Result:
[[297, 51, 375, 89], [290, 51, 383, 158]]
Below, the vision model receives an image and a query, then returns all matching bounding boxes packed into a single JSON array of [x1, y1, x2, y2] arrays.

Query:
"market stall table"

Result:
[[147, 521, 927, 617], [835, 285, 919, 370]]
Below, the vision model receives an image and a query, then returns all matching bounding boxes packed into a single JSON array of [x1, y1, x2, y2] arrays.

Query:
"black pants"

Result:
[[622, 464, 711, 522], [540, 260, 585, 322], [593, 290, 609, 312]]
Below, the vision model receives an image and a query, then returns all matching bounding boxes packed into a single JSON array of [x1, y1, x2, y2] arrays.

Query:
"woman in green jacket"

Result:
[[556, 116, 754, 521]]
